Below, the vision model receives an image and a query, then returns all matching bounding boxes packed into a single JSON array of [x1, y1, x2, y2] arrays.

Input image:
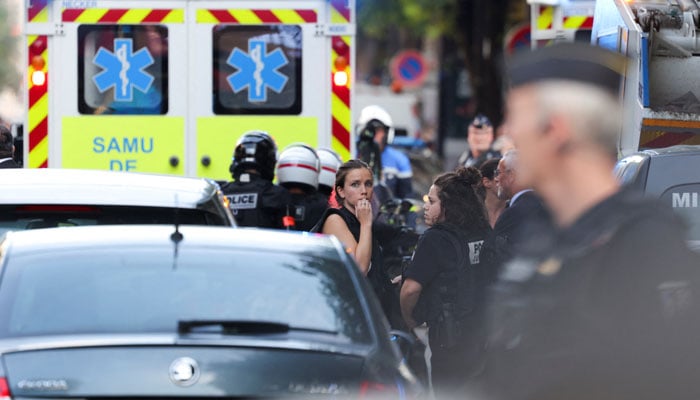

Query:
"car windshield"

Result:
[[0, 247, 370, 343]]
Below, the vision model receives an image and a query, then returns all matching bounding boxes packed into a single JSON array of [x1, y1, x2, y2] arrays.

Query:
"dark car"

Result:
[[0, 225, 420, 398], [0, 169, 236, 235], [615, 145, 700, 249]]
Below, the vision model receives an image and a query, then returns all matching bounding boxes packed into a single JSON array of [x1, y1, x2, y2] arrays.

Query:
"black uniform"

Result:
[[286, 191, 329, 231], [404, 222, 490, 396], [0, 158, 19, 168], [220, 173, 290, 229], [456, 148, 501, 169], [480, 187, 700, 400]]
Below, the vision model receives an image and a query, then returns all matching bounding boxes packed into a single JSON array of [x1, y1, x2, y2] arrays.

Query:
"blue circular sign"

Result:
[[391, 50, 427, 88]]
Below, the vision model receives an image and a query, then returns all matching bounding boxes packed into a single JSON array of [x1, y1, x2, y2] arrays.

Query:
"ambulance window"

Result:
[[78, 25, 169, 115], [213, 25, 302, 115], [661, 184, 700, 241]]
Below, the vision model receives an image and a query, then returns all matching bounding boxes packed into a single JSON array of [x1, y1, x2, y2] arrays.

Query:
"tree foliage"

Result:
[[357, 0, 524, 128], [0, 0, 21, 93], [358, 0, 458, 40]]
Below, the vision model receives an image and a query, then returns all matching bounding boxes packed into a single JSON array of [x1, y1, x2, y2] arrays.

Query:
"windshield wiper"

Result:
[[177, 320, 338, 336]]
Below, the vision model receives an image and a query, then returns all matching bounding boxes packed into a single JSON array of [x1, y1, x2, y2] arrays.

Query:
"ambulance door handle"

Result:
[[201, 155, 211, 167], [169, 156, 180, 167]]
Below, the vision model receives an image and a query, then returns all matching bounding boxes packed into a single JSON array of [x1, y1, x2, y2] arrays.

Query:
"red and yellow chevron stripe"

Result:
[[62, 9, 184, 23], [330, 0, 352, 161], [197, 9, 317, 24], [640, 119, 700, 148], [537, 6, 594, 30], [27, 0, 49, 168]]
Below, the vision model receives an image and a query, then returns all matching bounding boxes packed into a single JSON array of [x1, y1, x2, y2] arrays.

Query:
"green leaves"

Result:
[[0, 1, 20, 93], [358, 0, 459, 40]]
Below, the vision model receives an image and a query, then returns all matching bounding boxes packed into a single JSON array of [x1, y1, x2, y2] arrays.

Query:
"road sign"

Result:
[[390, 50, 427, 88], [505, 23, 531, 55]]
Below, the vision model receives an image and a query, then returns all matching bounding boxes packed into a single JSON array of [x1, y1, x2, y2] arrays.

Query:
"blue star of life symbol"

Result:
[[226, 39, 289, 102], [93, 38, 155, 102]]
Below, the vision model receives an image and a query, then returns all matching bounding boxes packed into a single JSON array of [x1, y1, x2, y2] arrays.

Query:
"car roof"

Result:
[[2, 225, 342, 257], [0, 169, 221, 208], [639, 145, 700, 157]]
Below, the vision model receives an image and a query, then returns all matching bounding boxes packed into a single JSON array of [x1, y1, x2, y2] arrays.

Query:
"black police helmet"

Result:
[[229, 131, 278, 181]]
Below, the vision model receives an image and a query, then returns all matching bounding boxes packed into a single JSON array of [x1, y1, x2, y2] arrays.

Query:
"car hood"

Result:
[[0, 335, 372, 397]]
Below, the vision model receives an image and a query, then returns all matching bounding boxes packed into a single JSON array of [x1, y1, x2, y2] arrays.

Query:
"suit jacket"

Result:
[[0, 159, 19, 168], [487, 190, 554, 270]]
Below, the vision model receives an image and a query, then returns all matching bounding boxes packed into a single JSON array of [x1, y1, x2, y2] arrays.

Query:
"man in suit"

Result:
[[0, 125, 19, 169], [488, 149, 554, 269]]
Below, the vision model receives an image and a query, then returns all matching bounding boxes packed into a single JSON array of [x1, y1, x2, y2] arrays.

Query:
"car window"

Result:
[[213, 25, 302, 115], [0, 247, 370, 344], [0, 205, 231, 236], [78, 25, 169, 115]]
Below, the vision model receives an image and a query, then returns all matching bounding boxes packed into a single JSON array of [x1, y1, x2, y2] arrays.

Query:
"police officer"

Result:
[[456, 113, 501, 170], [356, 105, 414, 200], [316, 147, 343, 205], [220, 131, 290, 229], [276, 143, 328, 231], [400, 167, 491, 398], [478, 43, 700, 400]]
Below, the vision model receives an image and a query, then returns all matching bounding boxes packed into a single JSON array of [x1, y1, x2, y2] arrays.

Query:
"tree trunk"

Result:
[[456, 0, 510, 128]]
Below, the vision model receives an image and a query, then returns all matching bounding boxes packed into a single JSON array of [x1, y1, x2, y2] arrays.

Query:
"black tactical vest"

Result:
[[221, 174, 290, 229]]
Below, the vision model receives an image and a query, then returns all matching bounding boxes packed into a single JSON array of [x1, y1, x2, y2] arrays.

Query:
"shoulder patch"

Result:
[[468, 240, 484, 265]]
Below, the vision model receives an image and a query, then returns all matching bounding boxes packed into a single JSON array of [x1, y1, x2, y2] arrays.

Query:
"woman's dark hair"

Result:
[[433, 166, 490, 230], [479, 157, 501, 180], [334, 159, 373, 206], [475, 157, 501, 200]]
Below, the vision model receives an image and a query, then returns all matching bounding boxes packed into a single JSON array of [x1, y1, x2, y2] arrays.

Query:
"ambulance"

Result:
[[23, 0, 355, 180], [527, 0, 596, 49]]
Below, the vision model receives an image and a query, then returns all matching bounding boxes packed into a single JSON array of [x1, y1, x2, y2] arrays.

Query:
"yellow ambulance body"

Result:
[[24, 0, 355, 180]]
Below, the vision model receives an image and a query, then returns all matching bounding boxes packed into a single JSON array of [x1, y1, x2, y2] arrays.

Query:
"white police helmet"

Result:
[[356, 105, 395, 145], [276, 143, 321, 191], [317, 148, 342, 191]]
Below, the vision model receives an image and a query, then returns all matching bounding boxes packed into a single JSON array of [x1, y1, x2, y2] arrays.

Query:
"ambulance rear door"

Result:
[[190, 0, 351, 180], [54, 0, 188, 174]]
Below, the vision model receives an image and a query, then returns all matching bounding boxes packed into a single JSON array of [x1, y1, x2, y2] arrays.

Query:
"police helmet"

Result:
[[356, 105, 395, 145], [229, 131, 278, 181], [317, 148, 342, 192], [276, 143, 321, 192]]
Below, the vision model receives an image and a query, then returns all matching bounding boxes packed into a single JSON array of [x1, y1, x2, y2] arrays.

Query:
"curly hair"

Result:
[[433, 166, 490, 231], [334, 159, 373, 206]]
